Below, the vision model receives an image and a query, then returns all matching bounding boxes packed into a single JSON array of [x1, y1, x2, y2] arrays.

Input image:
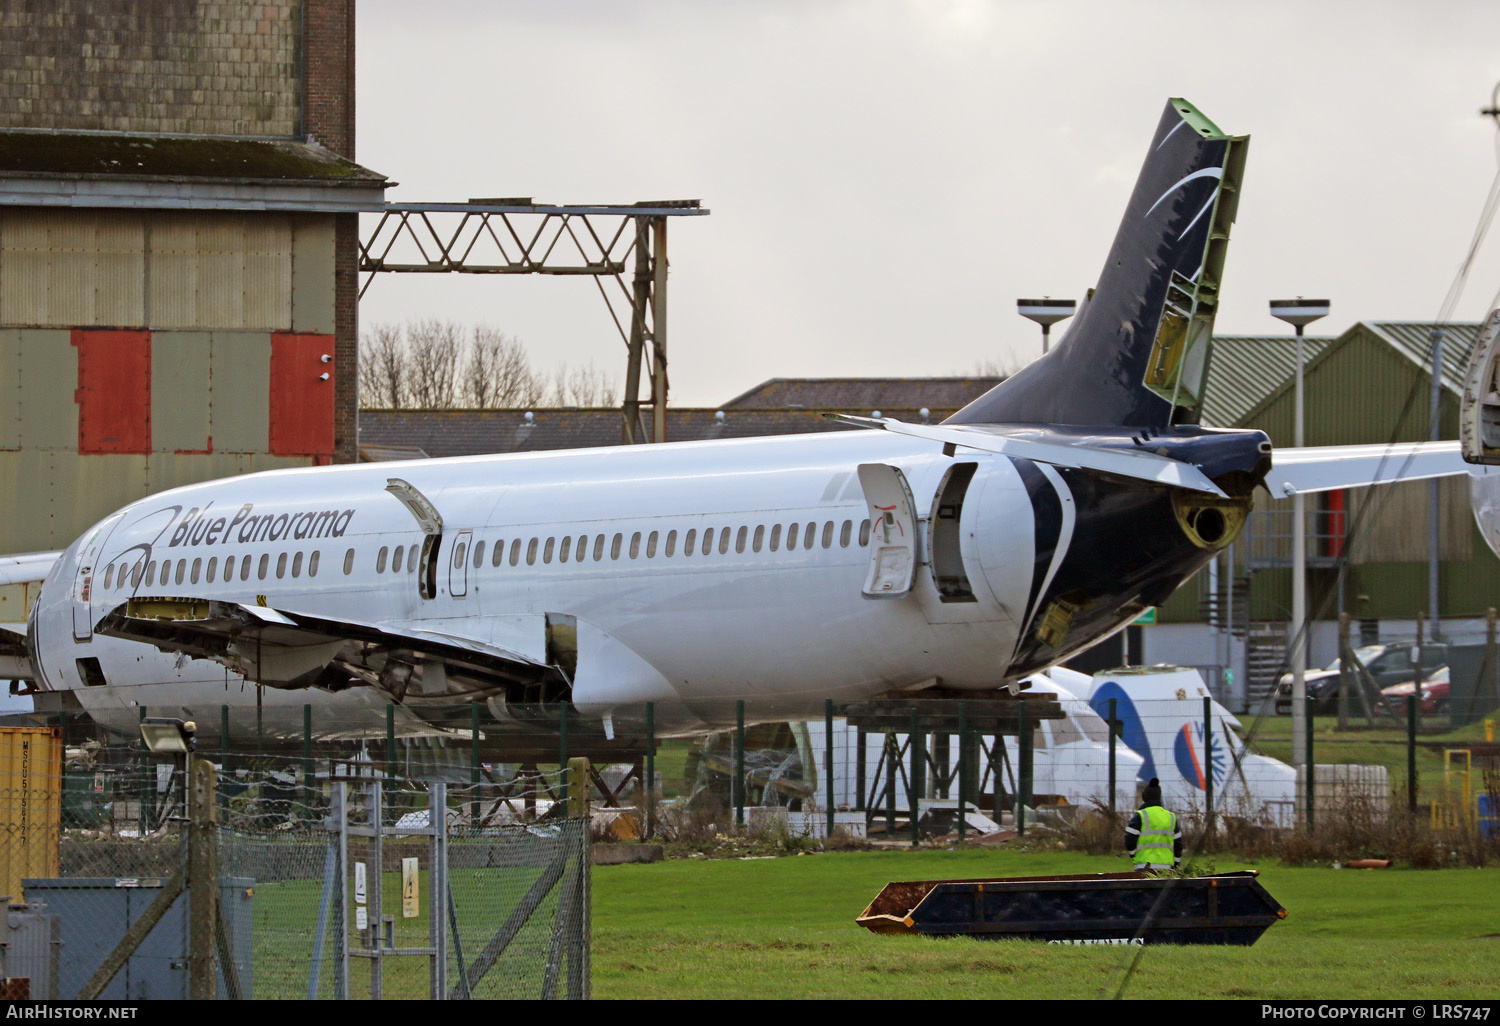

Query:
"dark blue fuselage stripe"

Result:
[[1014, 458, 1062, 634]]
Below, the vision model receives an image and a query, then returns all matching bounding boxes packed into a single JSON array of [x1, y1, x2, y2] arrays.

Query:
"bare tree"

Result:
[[358, 322, 409, 409], [548, 361, 619, 407], [462, 326, 545, 409], [405, 318, 463, 409]]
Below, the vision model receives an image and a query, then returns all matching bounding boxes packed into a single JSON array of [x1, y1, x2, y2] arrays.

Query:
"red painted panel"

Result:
[[269, 332, 335, 457], [72, 329, 151, 454]]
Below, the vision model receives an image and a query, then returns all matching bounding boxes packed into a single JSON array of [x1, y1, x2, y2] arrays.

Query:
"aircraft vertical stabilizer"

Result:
[[949, 99, 1247, 430]]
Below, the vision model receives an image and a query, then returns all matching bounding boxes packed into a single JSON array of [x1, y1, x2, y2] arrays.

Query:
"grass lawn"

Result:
[[591, 848, 1500, 1000]]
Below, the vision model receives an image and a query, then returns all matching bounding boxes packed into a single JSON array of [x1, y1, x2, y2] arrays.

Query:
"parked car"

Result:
[[1378, 666, 1452, 718], [1273, 643, 1447, 715]]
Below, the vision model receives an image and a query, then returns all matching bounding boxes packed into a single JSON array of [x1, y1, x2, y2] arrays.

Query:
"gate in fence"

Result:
[[310, 775, 590, 1000]]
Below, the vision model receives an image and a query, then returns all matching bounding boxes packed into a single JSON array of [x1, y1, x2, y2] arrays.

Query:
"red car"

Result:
[[1379, 666, 1451, 717]]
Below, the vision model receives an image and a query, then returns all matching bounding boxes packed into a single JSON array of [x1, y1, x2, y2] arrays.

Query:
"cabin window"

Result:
[[543, 537, 555, 564], [786, 523, 798, 551], [258, 553, 270, 580], [225, 555, 237, 581], [191, 557, 202, 584], [610, 533, 623, 560], [593, 535, 605, 561], [473, 540, 485, 568], [804, 523, 817, 550], [103, 564, 114, 589], [449, 541, 464, 568], [840, 520, 853, 547], [527, 538, 539, 565], [154, 559, 166, 586], [702, 528, 714, 555], [559, 536, 572, 562], [309, 550, 320, 577], [132, 562, 144, 588], [241, 557, 252, 581], [770, 524, 782, 551], [492, 541, 505, 567], [409, 546, 419, 573], [752, 525, 764, 552], [723, 528, 735, 554], [647, 530, 659, 558], [291, 551, 303, 578], [276, 552, 288, 579], [343, 549, 355, 575], [376, 547, 388, 574], [175, 561, 186, 586], [684, 529, 696, 556], [207, 556, 218, 583], [510, 539, 522, 567], [735, 526, 748, 553], [394, 544, 406, 574], [145, 561, 157, 586], [822, 521, 834, 549], [859, 519, 871, 546], [575, 535, 587, 562], [629, 532, 641, 559], [666, 529, 677, 556]]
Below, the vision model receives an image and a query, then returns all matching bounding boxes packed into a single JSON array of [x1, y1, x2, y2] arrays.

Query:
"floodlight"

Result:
[[1017, 298, 1077, 354], [140, 717, 196, 754]]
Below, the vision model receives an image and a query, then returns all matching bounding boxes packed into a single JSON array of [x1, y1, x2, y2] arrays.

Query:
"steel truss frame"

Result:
[[359, 200, 708, 443]]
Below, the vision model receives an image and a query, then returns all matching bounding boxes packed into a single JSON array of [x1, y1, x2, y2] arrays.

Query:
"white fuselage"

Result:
[[31, 430, 1048, 736]]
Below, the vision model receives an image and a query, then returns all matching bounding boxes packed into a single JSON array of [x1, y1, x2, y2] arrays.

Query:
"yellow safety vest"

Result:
[[1136, 805, 1176, 866]]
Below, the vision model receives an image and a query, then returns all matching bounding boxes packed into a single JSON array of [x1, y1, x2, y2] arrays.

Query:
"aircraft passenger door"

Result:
[[72, 512, 123, 641], [857, 463, 919, 599], [448, 529, 472, 598]]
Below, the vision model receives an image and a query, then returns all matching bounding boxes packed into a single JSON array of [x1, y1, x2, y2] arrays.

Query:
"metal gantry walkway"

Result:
[[359, 199, 709, 444]]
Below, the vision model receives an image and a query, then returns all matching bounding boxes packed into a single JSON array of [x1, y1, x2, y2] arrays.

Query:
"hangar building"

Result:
[[0, 0, 382, 591]]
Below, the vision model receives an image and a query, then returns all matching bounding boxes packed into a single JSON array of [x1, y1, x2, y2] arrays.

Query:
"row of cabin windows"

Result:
[[100, 515, 875, 593], [102, 549, 325, 591], [451, 517, 872, 570]]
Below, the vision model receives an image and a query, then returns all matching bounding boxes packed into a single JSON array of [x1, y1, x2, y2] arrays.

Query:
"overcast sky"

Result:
[[355, 1, 1500, 408]]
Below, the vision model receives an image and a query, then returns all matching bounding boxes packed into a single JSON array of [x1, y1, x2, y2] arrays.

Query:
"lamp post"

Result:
[[1270, 298, 1329, 792], [1017, 298, 1076, 355]]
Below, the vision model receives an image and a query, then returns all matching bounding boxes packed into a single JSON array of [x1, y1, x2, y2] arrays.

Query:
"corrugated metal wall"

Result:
[[0, 210, 337, 556]]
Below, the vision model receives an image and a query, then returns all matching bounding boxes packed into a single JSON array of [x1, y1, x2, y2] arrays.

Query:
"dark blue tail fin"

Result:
[[948, 99, 1247, 430]]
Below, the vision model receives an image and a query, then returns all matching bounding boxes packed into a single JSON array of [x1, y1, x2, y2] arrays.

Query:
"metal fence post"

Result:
[[471, 702, 481, 825], [645, 702, 656, 839], [430, 781, 448, 1000], [558, 701, 570, 806], [303, 704, 314, 814], [1017, 700, 1030, 837], [735, 700, 745, 829], [1489, 608, 1499, 712], [370, 779, 384, 1000], [1407, 694, 1419, 817], [1108, 698, 1118, 818], [386, 705, 396, 780], [908, 708, 921, 846], [1305, 695, 1316, 834], [825, 699, 835, 839], [957, 702, 968, 845], [884, 732, 896, 838], [334, 780, 350, 1000], [1203, 696, 1214, 847], [187, 757, 218, 1000]]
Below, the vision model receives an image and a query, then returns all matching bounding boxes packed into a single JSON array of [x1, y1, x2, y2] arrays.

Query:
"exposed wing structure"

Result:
[[96, 597, 557, 703], [0, 623, 31, 681], [1265, 441, 1470, 499], [830, 416, 1229, 497], [0, 551, 61, 588]]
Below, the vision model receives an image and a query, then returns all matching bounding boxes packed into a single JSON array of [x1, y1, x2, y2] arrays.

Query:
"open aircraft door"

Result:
[[72, 512, 123, 641], [857, 463, 919, 599]]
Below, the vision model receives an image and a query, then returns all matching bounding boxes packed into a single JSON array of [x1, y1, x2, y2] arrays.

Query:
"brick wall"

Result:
[[0, 0, 302, 136], [303, 0, 354, 157]]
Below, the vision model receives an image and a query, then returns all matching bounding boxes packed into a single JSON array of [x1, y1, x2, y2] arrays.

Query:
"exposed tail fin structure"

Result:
[[949, 99, 1248, 430]]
